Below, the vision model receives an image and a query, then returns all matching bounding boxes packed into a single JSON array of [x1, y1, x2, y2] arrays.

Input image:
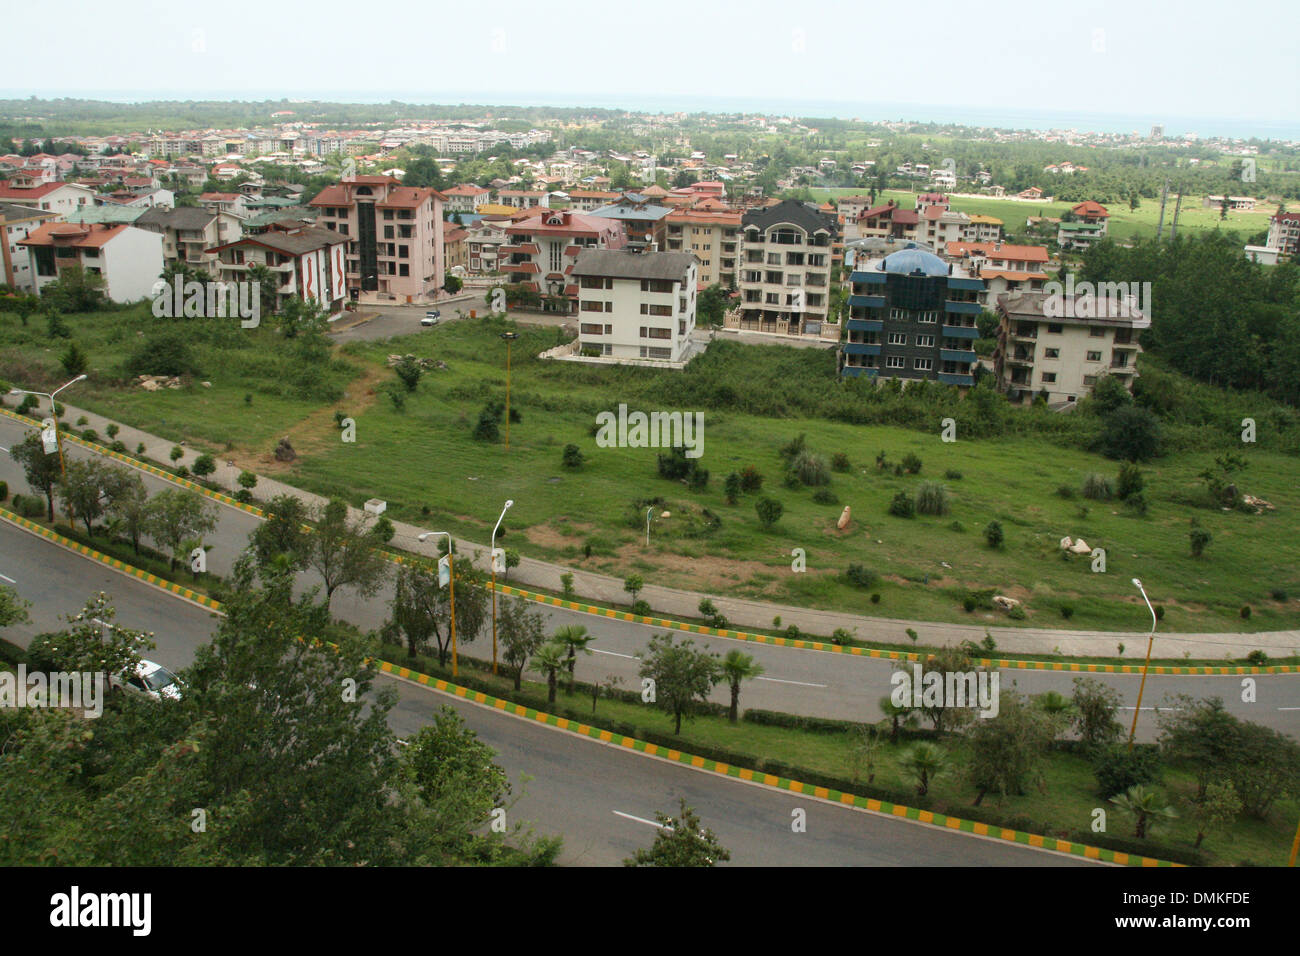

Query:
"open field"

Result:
[[5, 306, 1298, 635], [800, 187, 1283, 244]]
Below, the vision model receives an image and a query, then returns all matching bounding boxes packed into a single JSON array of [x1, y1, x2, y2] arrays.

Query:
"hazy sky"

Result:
[[7, 0, 1297, 125]]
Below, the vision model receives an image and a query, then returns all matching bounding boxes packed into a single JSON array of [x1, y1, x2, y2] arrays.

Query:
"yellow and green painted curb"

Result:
[[4, 405, 1297, 676], [0, 506, 1181, 866]]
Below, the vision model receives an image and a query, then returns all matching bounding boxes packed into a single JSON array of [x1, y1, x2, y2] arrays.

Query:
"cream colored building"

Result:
[[736, 199, 837, 338], [663, 200, 741, 288], [572, 250, 697, 362]]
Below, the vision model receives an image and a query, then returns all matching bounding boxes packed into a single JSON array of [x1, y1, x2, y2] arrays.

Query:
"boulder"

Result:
[[274, 437, 296, 462], [1069, 538, 1092, 555], [837, 505, 851, 530], [992, 595, 1020, 611], [1059, 536, 1073, 550]]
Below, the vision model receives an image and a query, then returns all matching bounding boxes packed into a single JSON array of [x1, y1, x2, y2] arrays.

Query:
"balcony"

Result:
[[848, 294, 885, 309], [942, 325, 980, 339], [843, 342, 881, 356], [840, 365, 879, 379], [1011, 328, 1038, 341], [945, 299, 982, 315], [938, 372, 975, 386], [940, 348, 976, 364], [847, 317, 884, 333]]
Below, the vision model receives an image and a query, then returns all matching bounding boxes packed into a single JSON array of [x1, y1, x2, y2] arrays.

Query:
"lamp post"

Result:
[[418, 531, 457, 678], [500, 332, 519, 450], [16, 373, 88, 479], [1127, 577, 1159, 751], [490, 499, 514, 675], [646, 507, 653, 547]]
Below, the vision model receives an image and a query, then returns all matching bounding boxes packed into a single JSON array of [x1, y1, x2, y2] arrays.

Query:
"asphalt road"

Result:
[[0, 521, 1088, 866], [2, 414, 1297, 740]]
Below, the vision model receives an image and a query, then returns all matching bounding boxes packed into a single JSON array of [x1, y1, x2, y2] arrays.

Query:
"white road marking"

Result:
[[593, 649, 640, 660], [613, 810, 670, 829], [0, 572, 14, 584], [1118, 706, 1182, 712], [756, 676, 827, 688], [0, 445, 8, 453], [1278, 707, 1300, 711]]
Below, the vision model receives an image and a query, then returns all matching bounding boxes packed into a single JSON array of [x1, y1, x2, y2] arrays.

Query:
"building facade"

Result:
[[207, 221, 349, 314], [20, 222, 164, 302], [501, 209, 626, 312], [663, 201, 741, 288], [572, 250, 697, 362], [736, 199, 837, 337], [0, 202, 59, 292]]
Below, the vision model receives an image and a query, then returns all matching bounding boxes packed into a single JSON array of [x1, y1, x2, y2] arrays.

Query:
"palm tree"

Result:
[[878, 696, 918, 745], [1110, 785, 1178, 840], [720, 650, 764, 723], [899, 742, 948, 798], [529, 642, 567, 705], [552, 624, 593, 693]]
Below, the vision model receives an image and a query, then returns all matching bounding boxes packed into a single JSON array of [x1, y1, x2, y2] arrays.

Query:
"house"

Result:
[[1057, 220, 1107, 251], [136, 206, 243, 274], [20, 222, 164, 302], [443, 224, 468, 274], [1070, 201, 1109, 233], [496, 189, 549, 209], [0, 181, 97, 216], [840, 243, 982, 385], [466, 217, 510, 274], [663, 200, 741, 288], [501, 209, 627, 312], [1204, 195, 1257, 211], [994, 290, 1148, 405], [945, 240, 1050, 304], [848, 200, 920, 244], [206, 221, 349, 314], [199, 192, 251, 219], [963, 214, 1004, 243], [572, 250, 697, 362], [735, 199, 838, 338], [309, 174, 447, 303], [442, 183, 492, 214], [1265, 211, 1300, 259], [565, 189, 622, 211], [588, 194, 673, 252], [1017, 186, 1044, 200], [0, 202, 60, 292]]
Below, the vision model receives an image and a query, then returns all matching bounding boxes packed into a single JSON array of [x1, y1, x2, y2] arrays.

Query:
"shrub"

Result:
[[125, 331, 199, 377], [1270, 589, 1288, 602], [105, 423, 119, 439], [943, 469, 963, 480], [755, 497, 784, 529], [901, 453, 922, 474], [1060, 604, 1074, 619], [687, 467, 710, 491], [1155, 605, 1165, 621], [169, 445, 184, 462], [16, 495, 45, 518], [1245, 649, 1268, 665], [698, 598, 718, 618], [846, 564, 878, 589], [963, 596, 977, 613], [192, 454, 217, 478], [870, 593, 881, 604], [75, 415, 89, 426], [1092, 744, 1162, 799], [136, 442, 146, 455], [772, 617, 781, 628], [1082, 473, 1113, 500], [793, 451, 831, 487], [784, 625, 801, 640], [831, 452, 852, 473], [0, 480, 6, 501], [1099, 405, 1163, 462], [779, 433, 807, 461], [1240, 605, 1252, 619], [81, 429, 98, 443], [723, 472, 741, 504], [915, 482, 950, 516], [1124, 492, 1148, 516], [1189, 526, 1211, 558], [175, 465, 190, 479], [561, 443, 585, 469], [109, 440, 127, 453], [473, 411, 500, 442], [560, 572, 575, 600], [811, 487, 839, 505], [949, 520, 965, 533], [631, 599, 651, 616], [738, 466, 764, 493], [984, 520, 1004, 548], [906, 628, 918, 644], [1116, 462, 1144, 500], [1007, 605, 1026, 620], [1056, 484, 1076, 499], [888, 491, 915, 518], [781, 470, 801, 490], [831, 628, 853, 645], [235, 489, 254, 504]]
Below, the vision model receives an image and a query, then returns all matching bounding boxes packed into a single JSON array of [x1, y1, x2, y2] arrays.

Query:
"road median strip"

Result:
[[0, 505, 1179, 868], [4, 405, 1295, 676]]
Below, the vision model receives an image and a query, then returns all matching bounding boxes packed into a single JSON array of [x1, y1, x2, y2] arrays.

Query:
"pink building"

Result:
[[502, 209, 626, 312]]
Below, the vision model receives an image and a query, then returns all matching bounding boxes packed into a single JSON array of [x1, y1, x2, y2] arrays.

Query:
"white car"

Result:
[[421, 310, 440, 326], [112, 660, 184, 701]]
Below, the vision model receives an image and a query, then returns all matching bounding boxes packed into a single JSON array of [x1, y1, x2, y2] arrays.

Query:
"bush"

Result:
[[136, 442, 146, 455], [888, 491, 915, 518], [1270, 589, 1289, 602], [631, 599, 651, 616], [560, 572, 575, 600], [811, 487, 839, 505], [784, 625, 801, 640], [949, 520, 965, 533], [963, 596, 977, 613], [1124, 492, 1148, 516], [81, 429, 99, 443], [169, 445, 184, 463], [846, 564, 878, 589], [1189, 526, 1211, 558], [561, 443, 585, 469], [1060, 604, 1074, 619], [781, 469, 801, 490], [1098, 405, 1163, 462], [723, 472, 741, 504], [831, 452, 852, 473], [1007, 605, 1026, 620], [793, 451, 831, 487], [779, 433, 807, 461], [0, 480, 6, 502], [125, 331, 200, 378], [698, 598, 717, 618], [192, 454, 217, 478], [984, 520, 1004, 548], [915, 482, 950, 516], [755, 497, 784, 528], [1245, 649, 1268, 665], [1116, 462, 1144, 500], [1240, 605, 1252, 619], [943, 469, 963, 480], [1082, 473, 1114, 500], [1154, 605, 1165, 621], [1056, 484, 1076, 499], [75, 415, 88, 427], [687, 467, 710, 491], [831, 628, 853, 645], [738, 466, 764, 493], [472, 411, 500, 442], [901, 452, 922, 474], [870, 593, 881, 604], [1092, 744, 1162, 799], [235, 489, 254, 504], [109, 440, 127, 453], [16, 495, 45, 518]]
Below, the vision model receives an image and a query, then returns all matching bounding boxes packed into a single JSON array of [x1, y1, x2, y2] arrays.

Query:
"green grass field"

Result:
[[800, 187, 1281, 244], [4, 308, 1299, 635]]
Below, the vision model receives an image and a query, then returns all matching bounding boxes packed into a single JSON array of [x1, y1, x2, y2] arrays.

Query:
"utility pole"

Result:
[[1155, 179, 1169, 241], [1170, 185, 1184, 241]]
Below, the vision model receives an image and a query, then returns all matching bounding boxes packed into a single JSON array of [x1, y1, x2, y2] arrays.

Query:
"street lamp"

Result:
[[418, 531, 457, 678], [1127, 577, 1159, 751], [646, 507, 654, 547], [15, 373, 87, 479], [500, 332, 519, 450], [490, 499, 514, 675]]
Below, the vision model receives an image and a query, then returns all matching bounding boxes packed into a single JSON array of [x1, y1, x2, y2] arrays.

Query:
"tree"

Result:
[[502, 548, 520, 582], [1190, 779, 1241, 849], [25, 592, 155, 687], [276, 295, 329, 339], [623, 574, 644, 604], [755, 496, 783, 529], [1071, 676, 1124, 751], [965, 691, 1061, 805], [529, 642, 567, 705], [307, 499, 390, 612], [1098, 405, 1162, 462], [910, 647, 979, 735], [57, 458, 126, 536], [877, 696, 918, 744], [40, 265, 106, 312], [623, 798, 730, 867], [899, 741, 948, 798], [1109, 784, 1177, 839], [637, 633, 719, 735], [144, 489, 217, 571], [249, 494, 312, 572], [10, 433, 60, 520], [561, 444, 585, 469], [191, 453, 217, 479], [551, 624, 593, 693], [391, 558, 487, 668], [394, 356, 422, 392], [60, 341, 89, 377], [0, 584, 31, 630], [723, 471, 741, 504], [105, 472, 148, 553], [498, 596, 546, 691], [719, 649, 764, 723], [443, 275, 463, 295], [696, 284, 729, 327], [1224, 720, 1300, 819], [983, 520, 1004, 548]]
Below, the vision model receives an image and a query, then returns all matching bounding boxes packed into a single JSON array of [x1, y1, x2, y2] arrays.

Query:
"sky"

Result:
[[5, 0, 1298, 131]]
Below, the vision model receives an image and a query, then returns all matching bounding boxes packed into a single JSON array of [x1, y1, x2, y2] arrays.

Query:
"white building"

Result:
[[20, 222, 164, 302], [0, 181, 96, 216], [0, 202, 59, 292], [572, 249, 697, 362]]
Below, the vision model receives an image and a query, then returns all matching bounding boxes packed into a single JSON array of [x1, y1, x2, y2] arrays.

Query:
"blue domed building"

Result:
[[840, 242, 984, 385]]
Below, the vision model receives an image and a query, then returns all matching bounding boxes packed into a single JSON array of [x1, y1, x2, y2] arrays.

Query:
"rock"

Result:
[[274, 437, 296, 462], [1059, 536, 1073, 550], [201, 381, 212, 388], [140, 380, 161, 392], [837, 505, 851, 530], [1070, 538, 1091, 555], [1243, 494, 1274, 512], [993, 595, 1020, 611], [941, 561, 951, 569], [660, 511, 670, 518]]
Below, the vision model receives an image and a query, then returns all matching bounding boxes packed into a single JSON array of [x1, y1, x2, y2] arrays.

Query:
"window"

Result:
[[604, 324, 612, 334], [640, 304, 672, 317], [914, 357, 933, 371], [580, 322, 604, 334], [642, 327, 671, 339], [1047, 323, 1063, 334], [641, 279, 673, 293], [384, 226, 394, 239], [888, 332, 907, 346], [917, 311, 937, 323], [916, 334, 935, 347], [580, 276, 604, 289], [1090, 326, 1106, 337], [886, 356, 905, 369], [1045, 348, 1060, 359], [1086, 350, 1102, 362], [1042, 372, 1057, 383], [580, 301, 604, 312]]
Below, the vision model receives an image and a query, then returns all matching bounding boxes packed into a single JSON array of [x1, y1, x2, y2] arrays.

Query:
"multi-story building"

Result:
[[199, 192, 251, 220], [20, 222, 164, 302], [206, 221, 349, 314], [1057, 220, 1106, 250], [1070, 200, 1109, 234], [589, 194, 673, 252], [572, 250, 697, 362], [0, 181, 96, 216], [993, 290, 1148, 404], [0, 202, 59, 291], [309, 175, 446, 303], [963, 214, 1004, 242], [136, 206, 244, 274], [1266, 211, 1300, 259], [945, 240, 1051, 305], [442, 183, 492, 214], [501, 209, 626, 312], [565, 189, 622, 211], [848, 199, 921, 243], [735, 199, 837, 337], [663, 200, 741, 288], [466, 217, 510, 274], [496, 189, 548, 209], [443, 223, 468, 275], [839, 243, 982, 386]]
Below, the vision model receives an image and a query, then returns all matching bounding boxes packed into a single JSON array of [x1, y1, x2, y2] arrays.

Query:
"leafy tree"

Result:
[[877, 696, 918, 745], [1109, 784, 1177, 839], [561, 444, 585, 469], [498, 596, 546, 691], [192, 453, 217, 479], [11, 432, 61, 520], [965, 690, 1062, 805], [899, 741, 948, 797], [1071, 676, 1124, 751], [551, 624, 593, 693], [529, 642, 566, 705], [307, 499, 390, 612], [60, 340, 89, 377], [723, 471, 741, 504], [983, 520, 1004, 548], [623, 798, 730, 867], [623, 574, 644, 603], [909, 646, 978, 735], [40, 265, 106, 312], [57, 458, 130, 536], [1098, 405, 1163, 462], [638, 633, 719, 735], [249, 494, 312, 572], [719, 649, 764, 723], [26, 592, 155, 686], [443, 275, 463, 295], [1190, 525, 1211, 558], [105, 471, 149, 554], [755, 496, 783, 528], [1225, 720, 1300, 819], [394, 356, 422, 392], [0, 584, 31, 630], [144, 489, 217, 570], [276, 295, 329, 339], [1190, 779, 1241, 849]]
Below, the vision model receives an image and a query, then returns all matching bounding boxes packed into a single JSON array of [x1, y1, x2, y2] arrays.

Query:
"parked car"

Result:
[[421, 309, 440, 326], [111, 659, 184, 701]]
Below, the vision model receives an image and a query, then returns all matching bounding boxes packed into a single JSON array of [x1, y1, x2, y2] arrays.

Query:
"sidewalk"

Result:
[[24, 397, 1300, 661]]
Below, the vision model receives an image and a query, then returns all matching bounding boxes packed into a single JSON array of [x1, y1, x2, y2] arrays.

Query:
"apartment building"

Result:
[[0, 181, 96, 215], [572, 250, 697, 362], [496, 189, 548, 209], [501, 209, 627, 312], [442, 183, 492, 214], [0, 202, 59, 291], [1204, 195, 1257, 211], [466, 217, 510, 273], [206, 221, 349, 314], [945, 240, 1050, 305], [663, 200, 741, 288], [136, 206, 244, 274], [565, 189, 622, 211], [735, 199, 837, 337], [965, 214, 1004, 242], [1070, 201, 1110, 233], [309, 175, 446, 303], [20, 222, 164, 302], [199, 192, 251, 220], [848, 200, 920, 243], [993, 290, 1148, 404], [839, 243, 982, 386], [1266, 211, 1300, 259], [443, 224, 468, 274], [589, 194, 673, 252], [1057, 220, 1106, 250]]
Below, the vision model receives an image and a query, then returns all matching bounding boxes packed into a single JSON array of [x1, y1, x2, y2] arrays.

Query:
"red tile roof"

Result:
[[1071, 200, 1109, 218], [20, 222, 128, 249], [947, 241, 1049, 263], [0, 182, 70, 200]]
